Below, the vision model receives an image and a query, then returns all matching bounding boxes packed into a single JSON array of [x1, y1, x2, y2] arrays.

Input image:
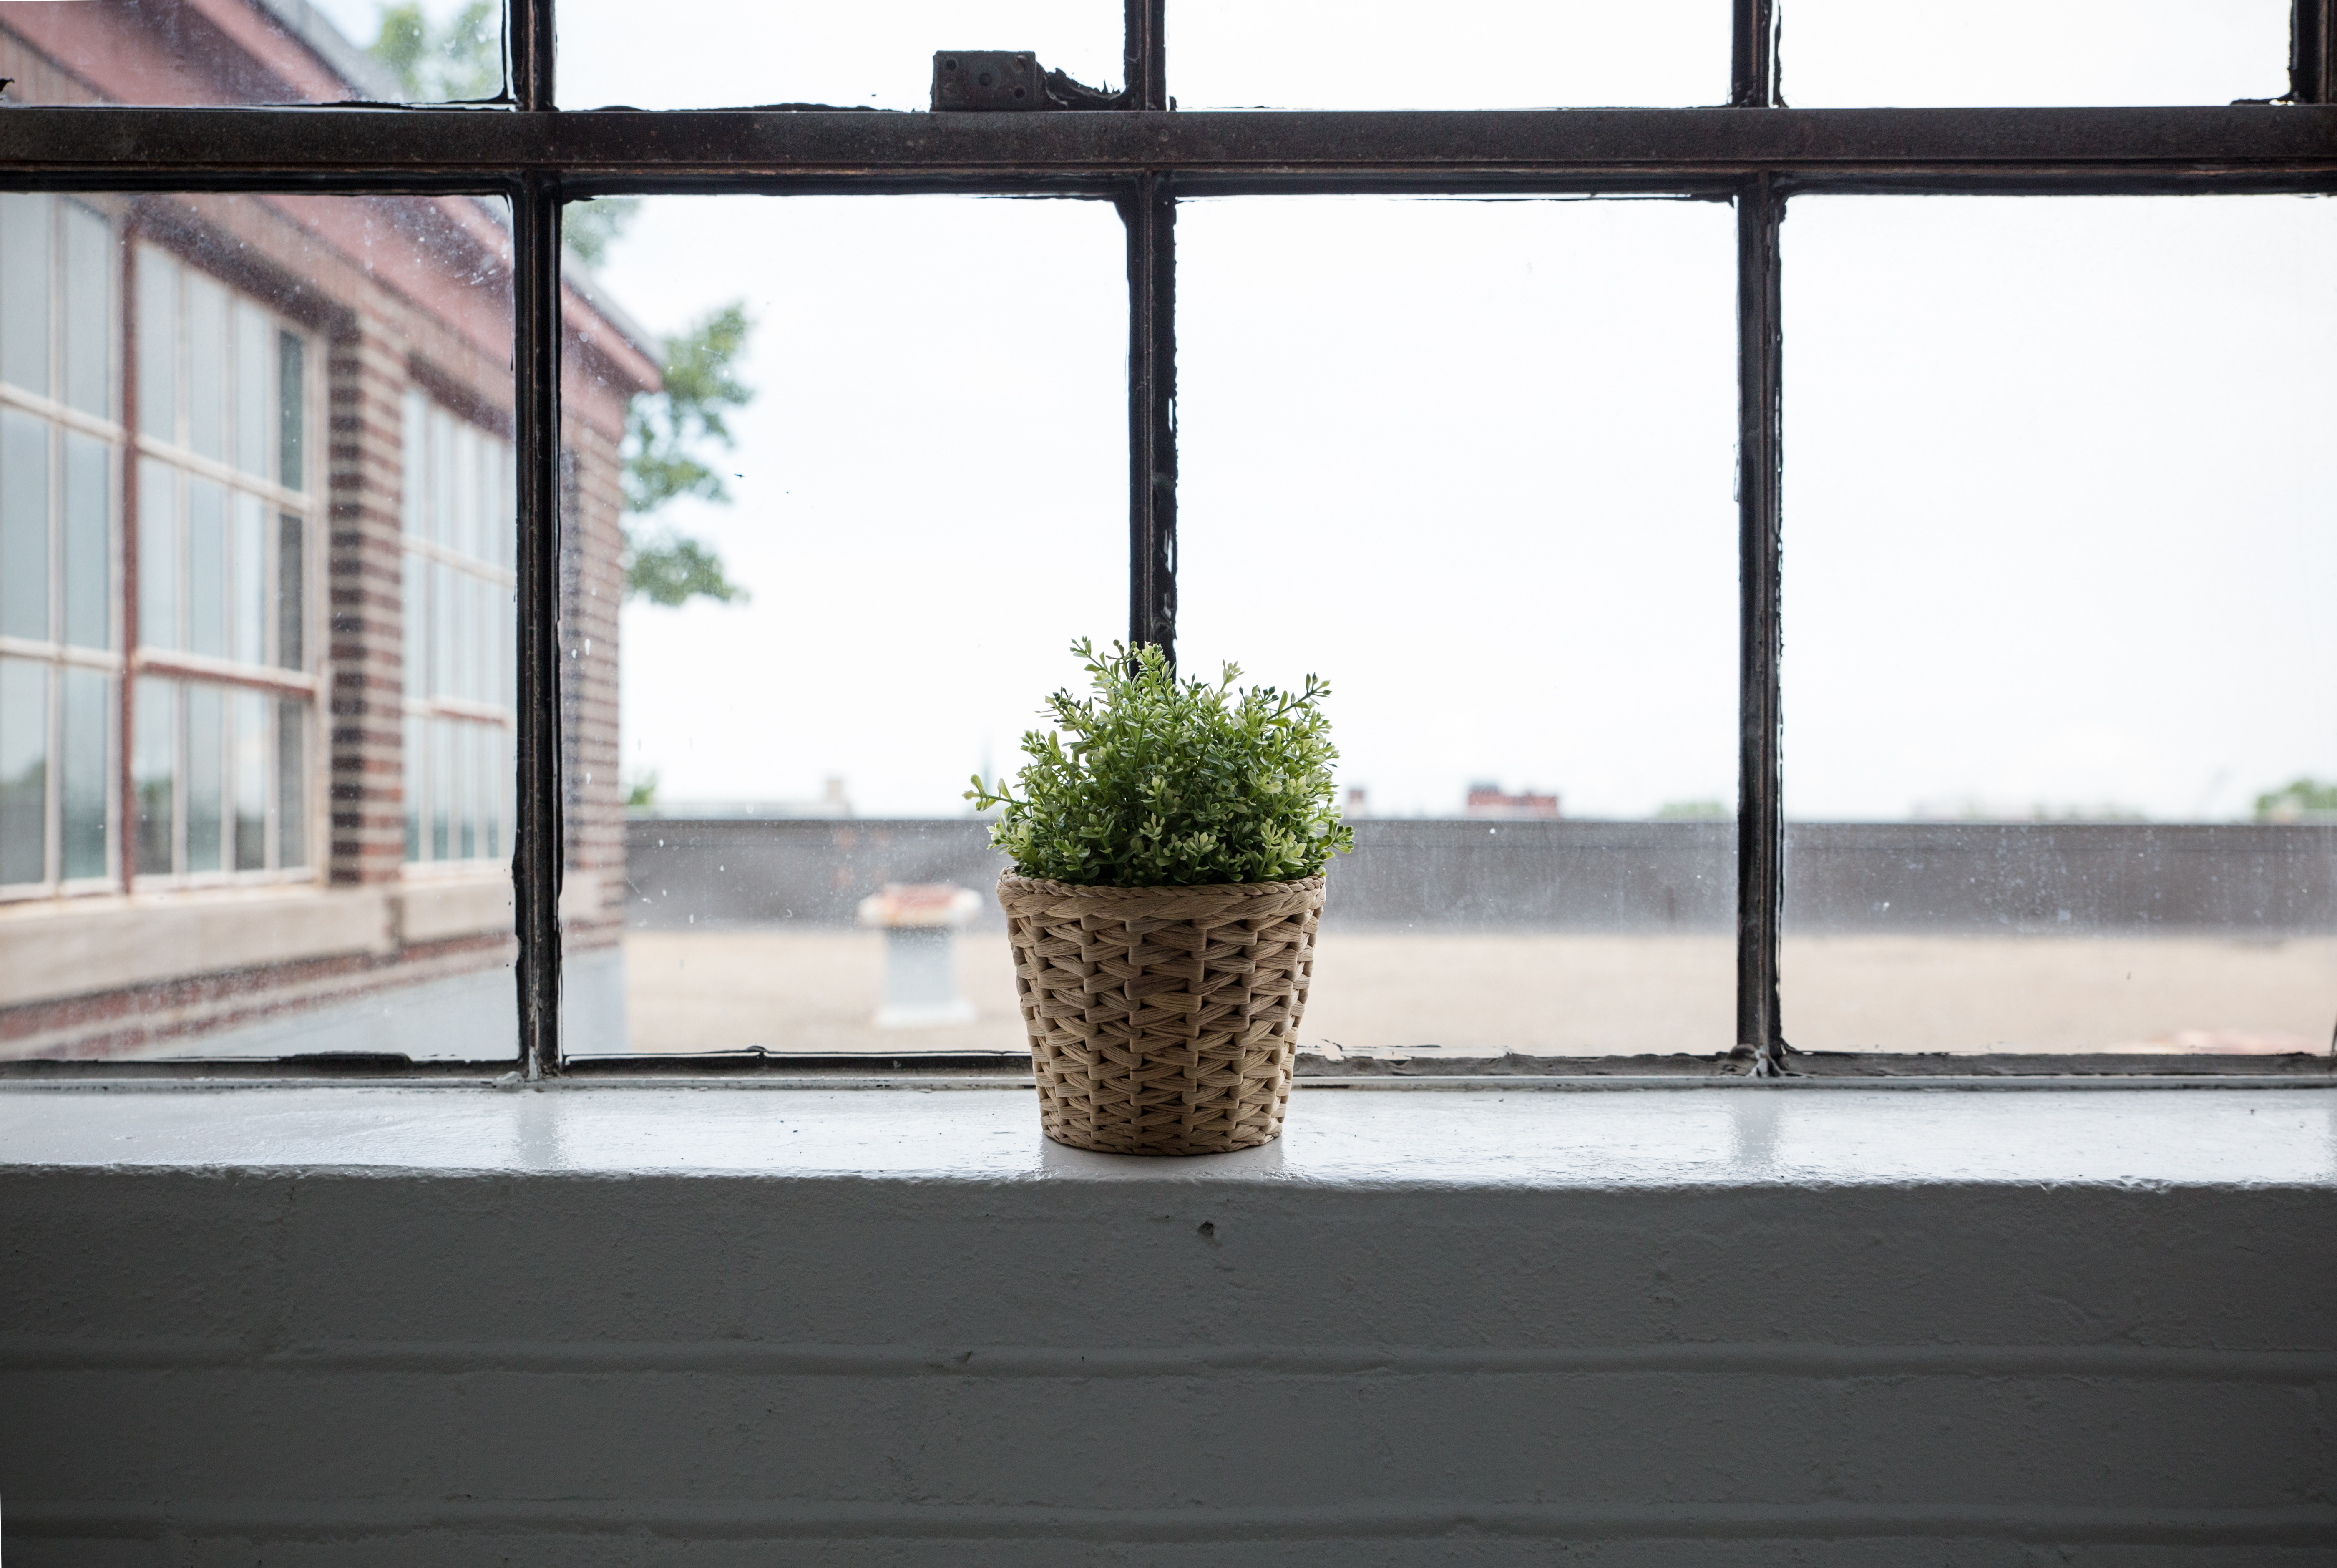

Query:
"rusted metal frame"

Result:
[[513, 171, 561, 1077], [1123, 173, 1175, 663], [513, 0, 553, 112], [1127, 0, 1165, 111], [1732, 0, 1778, 108], [5, 107, 2337, 181], [2296, 0, 2336, 103], [1736, 173, 1786, 1077]]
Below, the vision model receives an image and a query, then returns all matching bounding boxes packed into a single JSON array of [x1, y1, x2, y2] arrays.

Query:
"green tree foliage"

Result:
[[2254, 777, 2337, 822], [622, 303, 754, 605], [563, 197, 639, 269], [367, 1, 500, 101], [968, 641, 1356, 888]]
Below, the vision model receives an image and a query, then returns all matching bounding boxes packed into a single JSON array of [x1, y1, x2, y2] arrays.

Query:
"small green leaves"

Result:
[[966, 640, 1355, 887]]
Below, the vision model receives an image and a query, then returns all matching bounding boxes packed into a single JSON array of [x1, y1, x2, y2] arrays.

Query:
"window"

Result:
[[1, 1, 2330, 1080]]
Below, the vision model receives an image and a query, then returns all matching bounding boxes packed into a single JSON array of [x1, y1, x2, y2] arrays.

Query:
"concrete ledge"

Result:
[[1, 1086, 2332, 1566], [0, 887, 393, 1009], [392, 875, 513, 946]]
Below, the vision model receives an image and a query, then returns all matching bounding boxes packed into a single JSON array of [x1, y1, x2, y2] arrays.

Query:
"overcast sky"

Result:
[[310, 1, 2332, 820]]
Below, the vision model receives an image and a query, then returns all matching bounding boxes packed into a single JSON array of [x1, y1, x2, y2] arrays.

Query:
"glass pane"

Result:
[[0, 410, 47, 642], [276, 697, 306, 868], [186, 479, 225, 657], [232, 687, 267, 871], [562, 194, 1124, 1059], [1179, 196, 1739, 1060], [1174, 0, 1731, 109], [558, 0, 1121, 110], [278, 332, 304, 490], [137, 460, 179, 651], [185, 271, 226, 461], [0, 0, 501, 106], [59, 666, 109, 881], [233, 300, 271, 478], [61, 431, 109, 650], [0, 192, 517, 1066], [0, 193, 50, 398], [134, 677, 176, 878], [231, 491, 265, 664], [0, 658, 46, 886], [184, 682, 222, 873], [1781, 0, 2289, 108], [276, 513, 303, 669], [138, 247, 179, 444], [60, 201, 111, 420], [1782, 194, 2337, 1058]]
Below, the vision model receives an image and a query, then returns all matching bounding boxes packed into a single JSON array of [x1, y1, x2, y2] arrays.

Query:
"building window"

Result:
[[0, 193, 118, 896], [401, 388, 515, 868], [127, 242, 317, 885]]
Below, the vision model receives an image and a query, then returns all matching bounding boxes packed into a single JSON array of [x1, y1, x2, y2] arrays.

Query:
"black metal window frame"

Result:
[[5, 0, 2337, 1082]]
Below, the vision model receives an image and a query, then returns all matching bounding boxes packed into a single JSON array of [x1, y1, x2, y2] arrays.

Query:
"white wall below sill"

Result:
[[2, 1083, 2333, 1568]]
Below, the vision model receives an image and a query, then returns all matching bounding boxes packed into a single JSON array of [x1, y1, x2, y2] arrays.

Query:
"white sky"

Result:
[[310, 2, 2334, 820]]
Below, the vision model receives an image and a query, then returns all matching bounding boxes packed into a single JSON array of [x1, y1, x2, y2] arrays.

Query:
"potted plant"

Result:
[[968, 640, 1354, 1155]]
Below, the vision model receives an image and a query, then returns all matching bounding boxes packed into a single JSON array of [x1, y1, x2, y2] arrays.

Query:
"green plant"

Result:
[[2255, 776, 2337, 823], [968, 640, 1355, 888]]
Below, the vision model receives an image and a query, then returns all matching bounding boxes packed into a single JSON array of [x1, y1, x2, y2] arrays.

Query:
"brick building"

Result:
[[0, 3, 654, 1059]]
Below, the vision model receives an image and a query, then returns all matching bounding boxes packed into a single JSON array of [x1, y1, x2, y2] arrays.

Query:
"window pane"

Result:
[[232, 688, 267, 871], [60, 201, 111, 420], [557, 0, 1120, 110], [276, 697, 306, 869], [563, 194, 1124, 1059], [1782, 195, 2337, 1058], [184, 682, 222, 873], [0, 410, 48, 642], [430, 716, 452, 859], [231, 491, 265, 664], [137, 248, 179, 444], [403, 711, 423, 861], [186, 479, 225, 657], [1174, 0, 1730, 109], [134, 677, 176, 878], [137, 460, 179, 651], [61, 431, 110, 650], [277, 332, 304, 491], [1781, 0, 2289, 108], [233, 301, 271, 478], [0, 1, 501, 106], [276, 513, 304, 670], [59, 666, 109, 881], [1179, 196, 1739, 1060], [0, 192, 50, 399], [0, 658, 46, 886], [2, 191, 517, 1067]]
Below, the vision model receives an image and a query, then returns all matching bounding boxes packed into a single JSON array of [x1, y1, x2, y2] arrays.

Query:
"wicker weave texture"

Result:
[[998, 872, 1325, 1156]]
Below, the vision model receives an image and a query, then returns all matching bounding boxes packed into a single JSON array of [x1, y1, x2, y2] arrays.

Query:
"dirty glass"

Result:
[[1178, 196, 1741, 1061], [1172, 0, 1731, 110], [0, 191, 521, 1066], [0, 0, 504, 106], [1780, 194, 2337, 1058], [1780, 0, 2290, 108], [557, 194, 1124, 1059], [556, 1, 1120, 111]]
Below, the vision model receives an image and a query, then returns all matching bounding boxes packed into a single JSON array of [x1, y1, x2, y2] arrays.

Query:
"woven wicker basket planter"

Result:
[[998, 871, 1326, 1156]]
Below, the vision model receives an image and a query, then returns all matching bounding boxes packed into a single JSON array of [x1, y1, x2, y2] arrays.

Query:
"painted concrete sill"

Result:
[[0, 1080, 2331, 1185]]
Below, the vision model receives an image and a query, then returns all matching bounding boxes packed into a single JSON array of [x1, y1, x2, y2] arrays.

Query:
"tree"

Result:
[[368, 9, 755, 607], [367, 1, 500, 101], [623, 303, 754, 605]]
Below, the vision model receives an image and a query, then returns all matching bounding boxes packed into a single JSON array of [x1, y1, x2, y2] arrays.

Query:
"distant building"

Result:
[[1464, 782, 1561, 820], [0, 3, 657, 1058]]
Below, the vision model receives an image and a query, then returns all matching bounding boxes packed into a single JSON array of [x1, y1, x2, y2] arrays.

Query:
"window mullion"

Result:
[[1124, 174, 1175, 664], [513, 0, 554, 112], [1736, 172, 1785, 1074], [513, 173, 560, 1079], [2294, 0, 2335, 103], [1732, 0, 1779, 108]]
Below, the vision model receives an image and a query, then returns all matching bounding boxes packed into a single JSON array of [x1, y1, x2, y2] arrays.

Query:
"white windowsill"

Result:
[[3, 1080, 2331, 1188]]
